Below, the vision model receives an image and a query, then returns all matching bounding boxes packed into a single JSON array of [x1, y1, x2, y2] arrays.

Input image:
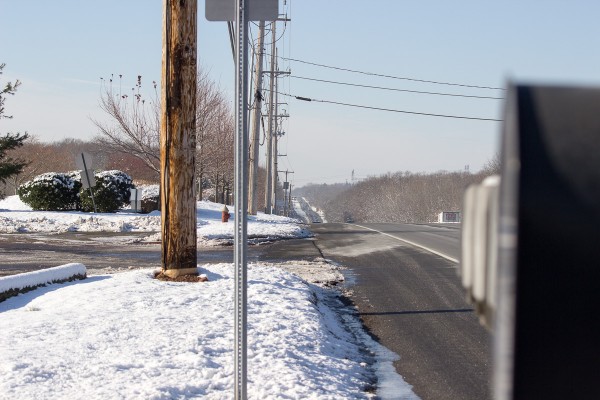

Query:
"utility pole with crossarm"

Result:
[[248, 21, 266, 215]]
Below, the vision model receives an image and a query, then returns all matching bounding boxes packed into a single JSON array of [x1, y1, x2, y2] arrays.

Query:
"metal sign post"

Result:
[[233, 1, 249, 398], [76, 152, 97, 213], [205, 1, 277, 398]]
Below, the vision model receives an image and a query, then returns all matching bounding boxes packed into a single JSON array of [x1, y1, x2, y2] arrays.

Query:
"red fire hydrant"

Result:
[[221, 205, 230, 223]]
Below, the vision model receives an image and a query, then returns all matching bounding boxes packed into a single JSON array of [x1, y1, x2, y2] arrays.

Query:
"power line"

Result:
[[252, 20, 288, 47], [271, 54, 505, 91], [278, 92, 503, 122], [290, 75, 504, 100]]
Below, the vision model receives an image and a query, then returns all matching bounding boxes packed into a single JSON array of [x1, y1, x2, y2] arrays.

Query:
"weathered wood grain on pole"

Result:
[[271, 55, 278, 213], [248, 20, 266, 216], [160, 0, 198, 278], [264, 21, 276, 214]]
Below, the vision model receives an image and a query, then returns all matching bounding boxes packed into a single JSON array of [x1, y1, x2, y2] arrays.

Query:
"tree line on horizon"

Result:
[[295, 159, 499, 224]]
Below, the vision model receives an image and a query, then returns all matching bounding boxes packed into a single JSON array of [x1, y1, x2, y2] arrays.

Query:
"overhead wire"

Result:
[[277, 91, 502, 122], [227, 22, 236, 63], [261, 21, 288, 46], [271, 54, 504, 91], [290, 75, 503, 100]]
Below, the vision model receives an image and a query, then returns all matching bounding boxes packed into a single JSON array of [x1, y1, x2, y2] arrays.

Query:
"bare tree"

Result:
[[104, 150, 159, 183], [5, 137, 106, 194], [301, 170, 485, 224], [93, 72, 237, 196], [480, 153, 501, 176], [195, 70, 231, 200], [92, 76, 161, 178], [203, 104, 235, 204], [5, 136, 46, 194]]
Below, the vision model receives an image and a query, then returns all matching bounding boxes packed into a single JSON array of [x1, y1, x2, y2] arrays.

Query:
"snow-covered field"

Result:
[[0, 264, 394, 399], [0, 196, 311, 245], [0, 195, 417, 399]]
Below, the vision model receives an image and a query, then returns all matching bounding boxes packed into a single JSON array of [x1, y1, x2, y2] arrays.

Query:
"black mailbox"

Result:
[[495, 84, 600, 400]]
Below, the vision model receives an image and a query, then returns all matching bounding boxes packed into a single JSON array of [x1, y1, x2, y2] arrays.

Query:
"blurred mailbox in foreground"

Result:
[[460, 176, 499, 328], [461, 84, 600, 400]]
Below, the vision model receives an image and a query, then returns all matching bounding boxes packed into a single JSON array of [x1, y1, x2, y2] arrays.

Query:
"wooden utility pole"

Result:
[[248, 21, 266, 215], [271, 55, 279, 214], [288, 183, 293, 214], [264, 21, 276, 214], [278, 169, 293, 215], [160, 0, 198, 278]]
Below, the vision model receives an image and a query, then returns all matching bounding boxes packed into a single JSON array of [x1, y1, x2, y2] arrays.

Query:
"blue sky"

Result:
[[2, 1, 600, 186]]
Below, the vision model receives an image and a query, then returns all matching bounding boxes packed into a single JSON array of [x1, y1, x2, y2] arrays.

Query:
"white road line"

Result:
[[352, 224, 459, 264]]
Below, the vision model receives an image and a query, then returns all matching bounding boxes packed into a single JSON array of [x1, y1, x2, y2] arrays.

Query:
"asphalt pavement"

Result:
[[310, 223, 491, 400], [0, 232, 239, 276], [355, 222, 461, 262], [1, 223, 491, 399]]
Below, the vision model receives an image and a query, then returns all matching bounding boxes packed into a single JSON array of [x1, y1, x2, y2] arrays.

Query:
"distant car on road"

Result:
[[343, 212, 354, 223]]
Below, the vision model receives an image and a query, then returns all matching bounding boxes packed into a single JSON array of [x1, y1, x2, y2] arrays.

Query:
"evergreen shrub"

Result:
[[18, 172, 81, 211], [79, 170, 134, 212]]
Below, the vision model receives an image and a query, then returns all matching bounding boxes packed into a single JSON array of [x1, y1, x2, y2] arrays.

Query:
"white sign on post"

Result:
[[75, 152, 93, 170], [81, 175, 96, 190], [205, 0, 278, 21], [76, 152, 95, 189]]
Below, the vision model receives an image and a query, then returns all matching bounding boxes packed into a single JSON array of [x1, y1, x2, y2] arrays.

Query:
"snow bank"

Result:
[[139, 184, 159, 200], [292, 198, 309, 223], [0, 263, 86, 301], [0, 264, 378, 399], [0, 196, 310, 244], [0, 194, 32, 211]]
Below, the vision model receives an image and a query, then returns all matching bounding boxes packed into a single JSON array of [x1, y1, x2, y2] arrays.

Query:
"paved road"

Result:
[[354, 223, 461, 261], [1, 223, 491, 399], [310, 223, 491, 400], [0, 232, 241, 277]]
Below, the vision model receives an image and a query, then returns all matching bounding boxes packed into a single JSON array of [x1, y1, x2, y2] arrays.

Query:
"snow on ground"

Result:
[[197, 201, 311, 245], [292, 197, 325, 224], [292, 198, 310, 223], [0, 196, 310, 244], [0, 195, 418, 399], [0, 263, 86, 294], [0, 263, 417, 399], [312, 206, 328, 223]]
